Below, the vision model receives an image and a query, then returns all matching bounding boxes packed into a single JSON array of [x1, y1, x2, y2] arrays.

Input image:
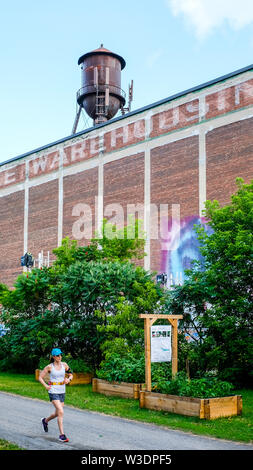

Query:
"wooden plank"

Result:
[[140, 391, 201, 417], [98, 382, 131, 393], [237, 395, 243, 415], [133, 384, 141, 399], [146, 392, 201, 403], [204, 399, 210, 419], [139, 314, 183, 319], [145, 318, 152, 392], [171, 320, 178, 377], [92, 378, 98, 392], [139, 390, 145, 408], [70, 373, 93, 385], [208, 396, 239, 419], [199, 399, 206, 419], [97, 388, 133, 398], [139, 392, 242, 419], [94, 379, 139, 387], [139, 313, 183, 389], [92, 379, 143, 399]]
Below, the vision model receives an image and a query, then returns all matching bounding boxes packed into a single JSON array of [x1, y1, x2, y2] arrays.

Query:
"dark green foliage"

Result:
[[96, 353, 172, 385], [38, 356, 92, 373], [95, 353, 233, 399], [97, 271, 168, 360], [153, 372, 234, 398], [96, 354, 145, 383], [52, 218, 146, 271], [94, 217, 146, 262], [1, 268, 52, 318], [0, 261, 160, 373], [0, 218, 159, 374], [169, 178, 253, 386]]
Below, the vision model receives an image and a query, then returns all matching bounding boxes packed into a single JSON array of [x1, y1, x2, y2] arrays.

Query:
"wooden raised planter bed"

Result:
[[139, 391, 242, 420], [35, 369, 93, 386], [92, 378, 144, 399]]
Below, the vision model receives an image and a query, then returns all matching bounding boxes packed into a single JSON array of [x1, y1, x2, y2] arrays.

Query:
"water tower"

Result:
[[72, 45, 133, 133]]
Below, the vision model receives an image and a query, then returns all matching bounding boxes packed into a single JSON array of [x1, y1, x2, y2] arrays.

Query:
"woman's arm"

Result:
[[39, 365, 51, 391], [64, 363, 73, 384]]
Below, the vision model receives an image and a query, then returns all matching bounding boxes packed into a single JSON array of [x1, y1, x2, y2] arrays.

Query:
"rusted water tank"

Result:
[[77, 45, 126, 125]]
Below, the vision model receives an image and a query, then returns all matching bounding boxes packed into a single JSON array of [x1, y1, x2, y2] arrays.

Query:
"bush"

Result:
[[0, 355, 36, 374], [168, 179, 253, 387], [0, 260, 164, 373], [96, 354, 145, 383], [96, 353, 173, 384], [153, 372, 234, 398], [38, 356, 92, 373], [0, 219, 148, 374], [64, 357, 92, 374]]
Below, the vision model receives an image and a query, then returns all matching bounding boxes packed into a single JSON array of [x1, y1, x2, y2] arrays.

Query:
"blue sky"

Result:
[[1, 0, 253, 163]]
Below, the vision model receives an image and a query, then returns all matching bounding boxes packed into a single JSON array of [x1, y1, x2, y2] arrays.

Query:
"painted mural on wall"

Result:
[[160, 215, 213, 286]]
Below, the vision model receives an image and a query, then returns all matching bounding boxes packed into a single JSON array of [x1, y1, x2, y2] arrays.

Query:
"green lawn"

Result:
[[0, 439, 23, 450], [0, 372, 252, 444]]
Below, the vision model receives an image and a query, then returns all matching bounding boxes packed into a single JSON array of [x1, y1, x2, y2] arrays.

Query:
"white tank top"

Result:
[[49, 363, 66, 394]]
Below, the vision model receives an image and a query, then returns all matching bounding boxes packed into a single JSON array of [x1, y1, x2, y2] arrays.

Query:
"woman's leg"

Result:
[[52, 400, 64, 435], [45, 409, 57, 423]]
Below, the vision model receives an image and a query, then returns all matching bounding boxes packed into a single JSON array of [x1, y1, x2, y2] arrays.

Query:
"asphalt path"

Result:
[[0, 391, 252, 451]]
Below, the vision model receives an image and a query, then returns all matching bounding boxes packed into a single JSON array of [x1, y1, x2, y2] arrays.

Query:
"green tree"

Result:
[[97, 272, 169, 359], [0, 218, 149, 372], [52, 217, 146, 272], [1, 267, 52, 319], [94, 216, 146, 262], [50, 261, 165, 369], [169, 178, 253, 386], [0, 268, 56, 371]]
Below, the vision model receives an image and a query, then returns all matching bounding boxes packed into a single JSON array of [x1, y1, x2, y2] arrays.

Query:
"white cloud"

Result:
[[167, 0, 253, 38], [146, 49, 164, 69]]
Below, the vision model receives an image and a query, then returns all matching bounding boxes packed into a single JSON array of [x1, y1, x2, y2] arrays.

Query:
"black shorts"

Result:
[[48, 393, 65, 402]]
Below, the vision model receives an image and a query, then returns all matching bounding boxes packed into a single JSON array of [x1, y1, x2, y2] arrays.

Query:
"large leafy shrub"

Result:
[[169, 178, 253, 387], [96, 354, 145, 383], [0, 218, 169, 373], [96, 353, 172, 384], [153, 372, 234, 398]]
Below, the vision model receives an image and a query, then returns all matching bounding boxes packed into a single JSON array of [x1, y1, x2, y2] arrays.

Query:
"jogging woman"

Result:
[[39, 348, 73, 443]]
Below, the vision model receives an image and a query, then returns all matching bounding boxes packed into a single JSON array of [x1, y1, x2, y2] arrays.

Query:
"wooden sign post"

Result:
[[139, 314, 183, 392]]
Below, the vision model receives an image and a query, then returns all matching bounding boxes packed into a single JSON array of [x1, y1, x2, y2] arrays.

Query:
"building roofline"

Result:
[[1, 63, 253, 169]]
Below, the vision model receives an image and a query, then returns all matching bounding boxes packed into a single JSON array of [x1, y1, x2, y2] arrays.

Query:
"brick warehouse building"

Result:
[[0, 64, 253, 287]]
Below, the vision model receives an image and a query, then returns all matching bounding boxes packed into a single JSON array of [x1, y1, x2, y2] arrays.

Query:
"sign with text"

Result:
[[151, 325, 171, 362]]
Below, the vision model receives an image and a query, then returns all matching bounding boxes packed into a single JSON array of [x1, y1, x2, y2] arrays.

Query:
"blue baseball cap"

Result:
[[51, 348, 62, 356]]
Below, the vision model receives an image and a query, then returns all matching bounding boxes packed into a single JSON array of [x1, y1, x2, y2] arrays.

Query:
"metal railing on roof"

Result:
[[77, 84, 126, 101]]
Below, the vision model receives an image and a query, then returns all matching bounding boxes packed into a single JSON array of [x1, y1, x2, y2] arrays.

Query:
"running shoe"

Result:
[[41, 417, 48, 433], [59, 434, 69, 442]]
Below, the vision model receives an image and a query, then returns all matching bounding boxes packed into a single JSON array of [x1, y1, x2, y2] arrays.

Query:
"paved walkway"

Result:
[[0, 391, 252, 451]]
